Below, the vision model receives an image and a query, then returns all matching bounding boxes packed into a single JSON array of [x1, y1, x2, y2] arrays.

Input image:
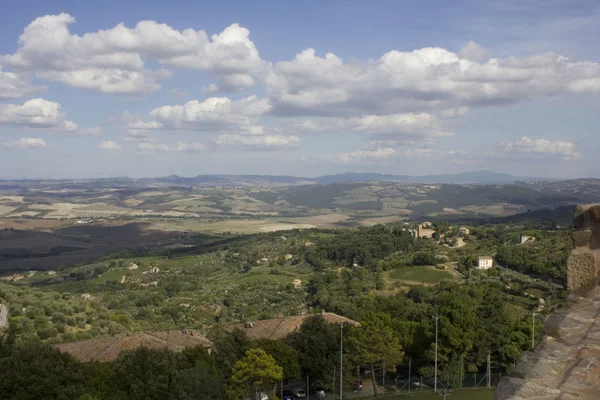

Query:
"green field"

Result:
[[379, 388, 496, 400], [387, 266, 457, 284]]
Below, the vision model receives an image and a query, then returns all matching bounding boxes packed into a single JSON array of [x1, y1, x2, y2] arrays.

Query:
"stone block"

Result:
[[567, 249, 599, 293], [591, 233, 600, 251], [573, 230, 592, 248], [590, 205, 600, 223]]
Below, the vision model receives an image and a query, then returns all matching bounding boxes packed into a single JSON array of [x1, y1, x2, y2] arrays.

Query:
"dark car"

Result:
[[314, 385, 325, 397], [351, 380, 363, 392], [282, 390, 294, 400]]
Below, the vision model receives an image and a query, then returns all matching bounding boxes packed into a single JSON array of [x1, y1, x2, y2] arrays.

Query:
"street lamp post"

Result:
[[433, 315, 439, 393], [531, 311, 536, 350], [340, 324, 344, 400]]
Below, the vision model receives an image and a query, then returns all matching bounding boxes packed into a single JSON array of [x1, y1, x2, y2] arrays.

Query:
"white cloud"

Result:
[[0, 67, 42, 100], [0, 98, 63, 127], [497, 136, 581, 161], [2, 14, 267, 94], [338, 147, 397, 163], [300, 112, 449, 138], [214, 134, 299, 149], [458, 41, 491, 61], [0, 98, 100, 135], [98, 141, 122, 151], [137, 141, 206, 153], [129, 95, 271, 132], [266, 47, 600, 117], [2, 137, 47, 149]]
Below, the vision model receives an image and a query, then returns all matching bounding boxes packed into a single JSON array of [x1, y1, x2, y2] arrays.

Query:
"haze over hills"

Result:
[[0, 170, 532, 186]]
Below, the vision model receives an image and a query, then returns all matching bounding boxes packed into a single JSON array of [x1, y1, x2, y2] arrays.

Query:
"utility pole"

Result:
[[459, 356, 463, 389], [486, 350, 491, 388], [382, 361, 385, 391], [531, 311, 536, 350], [332, 368, 336, 400], [307, 375, 310, 400], [357, 365, 360, 399], [408, 358, 411, 394], [340, 324, 344, 400], [433, 315, 439, 393]]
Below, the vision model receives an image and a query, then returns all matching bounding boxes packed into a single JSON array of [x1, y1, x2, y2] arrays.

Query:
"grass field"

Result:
[[376, 388, 495, 400], [387, 266, 457, 284]]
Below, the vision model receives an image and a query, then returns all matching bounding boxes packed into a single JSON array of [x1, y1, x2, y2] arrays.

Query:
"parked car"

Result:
[[351, 380, 363, 392], [292, 387, 306, 398], [314, 385, 325, 397], [259, 393, 269, 400]]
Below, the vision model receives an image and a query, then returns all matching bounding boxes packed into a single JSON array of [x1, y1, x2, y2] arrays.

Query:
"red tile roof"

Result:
[[56, 330, 212, 362], [226, 312, 359, 340]]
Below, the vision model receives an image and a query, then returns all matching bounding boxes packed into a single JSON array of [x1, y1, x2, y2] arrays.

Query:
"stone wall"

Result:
[[568, 204, 600, 294], [494, 204, 600, 400]]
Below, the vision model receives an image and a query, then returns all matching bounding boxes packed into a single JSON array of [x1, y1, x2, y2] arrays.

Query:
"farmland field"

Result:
[[387, 266, 457, 284]]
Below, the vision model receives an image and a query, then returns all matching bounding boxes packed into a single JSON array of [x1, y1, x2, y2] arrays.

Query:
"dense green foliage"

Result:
[[0, 220, 573, 398]]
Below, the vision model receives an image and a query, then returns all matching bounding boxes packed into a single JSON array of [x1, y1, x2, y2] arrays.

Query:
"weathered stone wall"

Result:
[[494, 204, 600, 400], [569, 204, 600, 294]]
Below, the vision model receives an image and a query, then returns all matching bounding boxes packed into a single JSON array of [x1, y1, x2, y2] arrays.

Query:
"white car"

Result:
[[259, 393, 269, 400], [292, 388, 306, 398]]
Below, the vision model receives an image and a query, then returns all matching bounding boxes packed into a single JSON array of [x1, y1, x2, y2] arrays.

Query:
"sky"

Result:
[[0, 0, 599, 179]]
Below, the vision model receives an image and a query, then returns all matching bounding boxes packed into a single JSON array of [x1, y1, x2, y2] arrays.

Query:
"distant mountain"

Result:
[[145, 174, 313, 187], [316, 170, 524, 184], [0, 171, 555, 187]]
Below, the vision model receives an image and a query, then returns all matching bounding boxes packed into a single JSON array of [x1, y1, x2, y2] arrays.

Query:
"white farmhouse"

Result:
[[476, 256, 494, 270], [520, 235, 536, 244]]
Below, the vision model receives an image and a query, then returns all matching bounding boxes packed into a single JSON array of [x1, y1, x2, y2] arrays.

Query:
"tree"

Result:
[[227, 348, 283, 400], [210, 328, 251, 376], [286, 315, 339, 382], [113, 347, 187, 400], [254, 339, 300, 380], [0, 343, 86, 400], [348, 313, 404, 396]]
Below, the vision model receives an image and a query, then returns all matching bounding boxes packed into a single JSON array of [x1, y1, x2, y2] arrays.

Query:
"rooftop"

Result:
[[226, 312, 359, 341], [56, 330, 212, 362]]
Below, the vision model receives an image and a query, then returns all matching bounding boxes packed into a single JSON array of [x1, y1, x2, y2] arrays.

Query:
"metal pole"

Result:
[[433, 315, 439, 393], [460, 356, 463, 389], [531, 311, 536, 350], [408, 358, 411, 393], [332, 367, 336, 400], [487, 350, 491, 388], [307, 375, 310, 400], [357, 365, 360, 398], [382, 361, 385, 391], [340, 324, 344, 400]]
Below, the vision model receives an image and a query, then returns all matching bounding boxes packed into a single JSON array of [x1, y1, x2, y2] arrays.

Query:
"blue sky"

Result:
[[0, 0, 598, 179]]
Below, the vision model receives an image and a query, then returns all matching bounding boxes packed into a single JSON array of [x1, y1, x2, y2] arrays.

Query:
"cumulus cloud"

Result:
[[128, 95, 271, 134], [266, 47, 600, 118], [2, 14, 267, 94], [137, 141, 206, 153], [299, 112, 450, 145], [98, 141, 122, 151], [0, 98, 100, 135], [0, 67, 42, 100], [497, 136, 581, 160], [214, 133, 299, 149], [458, 41, 491, 61], [1, 137, 47, 149]]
